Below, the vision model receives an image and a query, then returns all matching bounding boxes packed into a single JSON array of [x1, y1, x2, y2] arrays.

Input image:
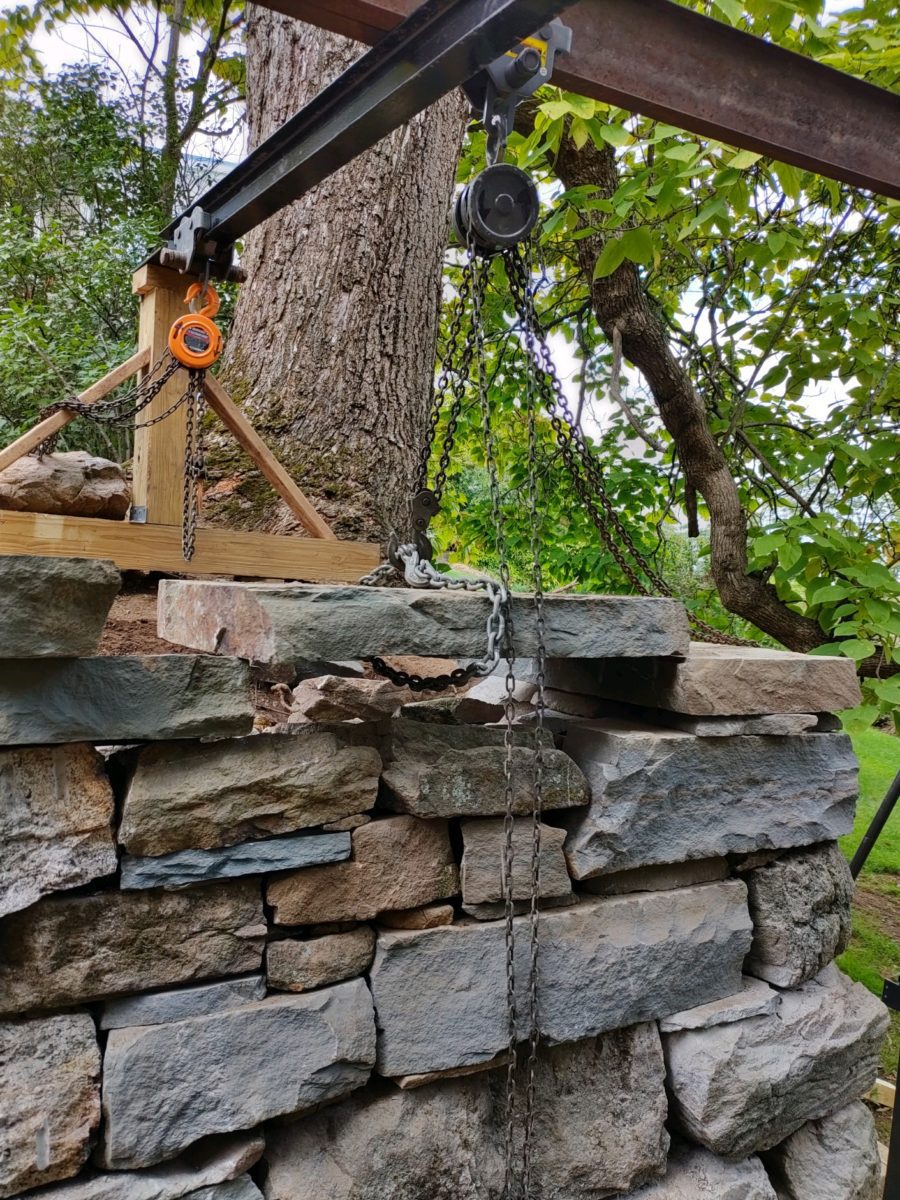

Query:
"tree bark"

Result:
[[210, 7, 467, 544]]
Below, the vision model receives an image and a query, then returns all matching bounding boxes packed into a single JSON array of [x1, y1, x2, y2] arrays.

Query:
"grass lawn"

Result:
[[837, 728, 900, 1081]]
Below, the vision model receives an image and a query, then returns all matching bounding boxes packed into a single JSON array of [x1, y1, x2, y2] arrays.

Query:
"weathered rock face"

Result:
[[659, 977, 780, 1034], [371, 881, 751, 1076], [189, 1179, 263, 1200], [378, 903, 455, 930], [289, 675, 416, 723], [660, 712, 822, 737], [267, 927, 376, 992], [0, 743, 117, 917], [583, 858, 729, 896], [0, 554, 120, 658], [399, 694, 505, 724], [761, 1102, 881, 1200], [120, 831, 351, 890], [560, 722, 857, 878], [381, 721, 589, 818], [267, 816, 459, 925], [0, 881, 265, 1016], [100, 976, 266, 1030], [460, 818, 573, 909], [625, 1141, 777, 1199], [0, 655, 253, 745], [0, 1012, 101, 1197], [100, 980, 376, 1169], [664, 967, 890, 1156], [157, 581, 691, 663], [743, 842, 854, 987], [119, 729, 381, 856], [0, 451, 130, 518]]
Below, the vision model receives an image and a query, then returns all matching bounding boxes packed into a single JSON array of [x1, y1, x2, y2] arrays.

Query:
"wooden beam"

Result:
[[0, 348, 151, 474], [203, 374, 337, 541], [0, 510, 380, 581], [870, 1078, 896, 1110]]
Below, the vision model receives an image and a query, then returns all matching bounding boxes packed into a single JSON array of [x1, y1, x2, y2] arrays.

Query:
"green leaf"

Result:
[[620, 226, 654, 266], [808, 582, 854, 607], [662, 142, 699, 162], [564, 94, 596, 119], [728, 149, 762, 169], [835, 638, 877, 662], [592, 237, 627, 279], [838, 704, 880, 734], [713, 0, 744, 21], [597, 123, 631, 148]]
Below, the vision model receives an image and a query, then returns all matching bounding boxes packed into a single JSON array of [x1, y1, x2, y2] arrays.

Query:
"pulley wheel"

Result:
[[454, 164, 539, 253]]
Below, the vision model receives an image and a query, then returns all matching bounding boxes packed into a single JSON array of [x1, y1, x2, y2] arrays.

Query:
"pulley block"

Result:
[[454, 164, 539, 253], [168, 283, 224, 370]]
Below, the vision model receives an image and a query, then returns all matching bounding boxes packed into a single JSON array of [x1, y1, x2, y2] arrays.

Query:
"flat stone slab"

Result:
[[0, 655, 252, 745], [560, 721, 857, 879], [370, 880, 751, 1076], [546, 642, 861, 716], [158, 581, 691, 662], [120, 831, 351, 889], [659, 977, 780, 1033], [626, 1141, 777, 1199], [0, 554, 120, 657], [101, 976, 266, 1030], [100, 979, 375, 1169], [761, 1102, 881, 1200]]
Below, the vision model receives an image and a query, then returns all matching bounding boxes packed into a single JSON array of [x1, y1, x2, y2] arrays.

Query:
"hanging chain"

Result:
[[181, 369, 207, 561]]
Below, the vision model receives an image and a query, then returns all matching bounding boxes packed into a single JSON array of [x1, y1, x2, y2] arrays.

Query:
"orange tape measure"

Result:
[[168, 283, 224, 370]]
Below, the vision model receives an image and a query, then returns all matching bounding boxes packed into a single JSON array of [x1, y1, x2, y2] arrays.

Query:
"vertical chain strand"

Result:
[[181, 370, 207, 561]]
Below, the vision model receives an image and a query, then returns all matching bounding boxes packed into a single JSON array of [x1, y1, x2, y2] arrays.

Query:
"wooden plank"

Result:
[[203, 374, 337, 541], [0, 348, 151, 474], [870, 1078, 896, 1109], [131, 266, 190, 526], [0, 510, 380, 581]]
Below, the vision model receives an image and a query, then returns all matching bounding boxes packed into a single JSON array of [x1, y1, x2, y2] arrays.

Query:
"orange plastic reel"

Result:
[[168, 283, 224, 370]]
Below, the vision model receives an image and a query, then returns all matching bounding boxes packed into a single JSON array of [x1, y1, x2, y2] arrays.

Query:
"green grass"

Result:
[[839, 728, 900, 875]]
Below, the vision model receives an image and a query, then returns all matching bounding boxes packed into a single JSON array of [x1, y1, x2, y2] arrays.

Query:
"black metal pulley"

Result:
[[454, 164, 539, 253]]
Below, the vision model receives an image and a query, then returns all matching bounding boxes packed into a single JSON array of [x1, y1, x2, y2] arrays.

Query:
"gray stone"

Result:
[[744, 841, 854, 987], [377, 904, 455, 929], [660, 712, 821, 737], [121, 832, 351, 889], [583, 858, 729, 896], [624, 1141, 777, 1199], [267, 927, 376, 992], [461, 894, 576, 921], [158, 580, 691, 662], [289, 675, 416, 723], [0, 451, 130, 518], [0, 554, 120, 658], [0, 655, 252, 745], [560, 721, 857, 879], [101, 976, 266, 1029], [187, 1179, 263, 1200], [0, 743, 117, 917], [664, 967, 890, 1156], [460, 818, 573, 907], [399, 695, 505, 724], [659, 977, 780, 1033], [100, 979, 375, 1169], [0, 881, 265, 1016], [381, 720, 588, 818], [322, 813, 371, 832], [762, 1102, 881, 1200], [465, 672, 536, 705], [547, 643, 861, 715], [119, 728, 380, 856], [0, 1011, 100, 1197], [370, 880, 751, 1076], [21, 1134, 264, 1200]]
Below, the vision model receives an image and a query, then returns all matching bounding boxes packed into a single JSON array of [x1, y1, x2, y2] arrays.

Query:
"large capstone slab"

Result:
[[157, 580, 691, 662], [370, 880, 751, 1076], [761, 1102, 881, 1200], [664, 966, 890, 1156], [560, 721, 857, 878], [0, 554, 120, 658], [624, 1141, 777, 1199], [0, 881, 265, 1016], [0, 655, 253, 744], [99, 979, 375, 1169]]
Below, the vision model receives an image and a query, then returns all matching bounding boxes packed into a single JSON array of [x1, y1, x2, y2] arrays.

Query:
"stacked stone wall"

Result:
[[0, 558, 889, 1200]]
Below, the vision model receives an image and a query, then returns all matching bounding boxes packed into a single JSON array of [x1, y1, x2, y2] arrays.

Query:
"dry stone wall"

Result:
[[0, 557, 888, 1200]]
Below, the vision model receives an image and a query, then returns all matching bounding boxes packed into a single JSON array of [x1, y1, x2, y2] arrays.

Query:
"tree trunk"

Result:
[[209, 7, 468, 544]]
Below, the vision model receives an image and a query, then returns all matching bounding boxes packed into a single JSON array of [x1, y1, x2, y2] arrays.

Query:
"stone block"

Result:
[[100, 979, 375, 1169], [121, 832, 351, 889], [119, 728, 380, 856], [624, 1141, 777, 1199], [664, 967, 890, 1156], [659, 977, 780, 1033], [377, 903, 455, 929], [0, 1012, 100, 1197], [100, 976, 266, 1029], [560, 721, 857, 879], [267, 927, 376, 992], [547, 643, 861, 715], [381, 720, 588, 818], [21, 1134, 264, 1200], [191, 1181, 263, 1200], [0, 743, 117, 917], [267, 816, 459, 925], [660, 712, 821, 737], [289, 675, 415, 723], [460, 818, 573, 907], [399, 695, 505, 724], [0, 655, 252, 744], [0, 451, 130, 518], [370, 880, 751, 1076], [0, 554, 120, 658], [744, 841, 854, 987], [583, 858, 729, 896], [158, 580, 691, 662], [761, 1102, 881, 1200], [0, 881, 265, 1016]]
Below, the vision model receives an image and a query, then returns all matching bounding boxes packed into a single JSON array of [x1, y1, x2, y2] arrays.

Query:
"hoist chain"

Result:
[[181, 369, 207, 562]]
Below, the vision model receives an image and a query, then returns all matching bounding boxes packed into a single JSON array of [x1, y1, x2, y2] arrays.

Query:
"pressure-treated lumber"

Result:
[[0, 510, 379, 580], [869, 1078, 896, 1110], [0, 348, 151, 474], [202, 374, 336, 541]]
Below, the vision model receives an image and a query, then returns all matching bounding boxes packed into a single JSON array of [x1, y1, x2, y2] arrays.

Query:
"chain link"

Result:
[[181, 370, 207, 562]]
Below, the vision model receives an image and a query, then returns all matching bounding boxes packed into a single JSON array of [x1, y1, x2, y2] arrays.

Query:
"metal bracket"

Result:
[[158, 207, 245, 283]]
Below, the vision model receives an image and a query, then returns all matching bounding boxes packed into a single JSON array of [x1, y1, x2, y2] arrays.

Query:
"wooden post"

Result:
[[131, 265, 189, 525]]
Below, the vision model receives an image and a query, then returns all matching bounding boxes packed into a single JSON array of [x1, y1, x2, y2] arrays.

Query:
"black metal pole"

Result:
[[851, 768, 900, 880], [882, 979, 899, 1200]]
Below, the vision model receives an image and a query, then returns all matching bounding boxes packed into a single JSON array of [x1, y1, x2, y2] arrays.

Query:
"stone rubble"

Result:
[[0, 451, 130, 519], [761, 1101, 881, 1200], [266, 926, 376, 992], [100, 976, 267, 1030], [0, 554, 120, 658]]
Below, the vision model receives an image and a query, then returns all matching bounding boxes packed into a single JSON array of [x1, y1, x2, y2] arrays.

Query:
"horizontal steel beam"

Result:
[[267, 0, 900, 200]]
